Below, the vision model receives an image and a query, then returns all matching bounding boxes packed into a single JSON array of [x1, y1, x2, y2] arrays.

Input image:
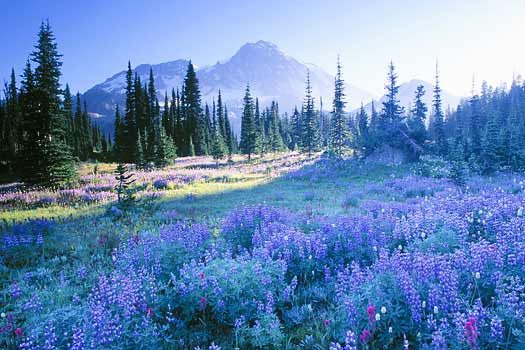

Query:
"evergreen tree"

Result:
[[216, 90, 226, 141], [301, 70, 319, 156], [134, 132, 145, 169], [268, 101, 285, 152], [224, 106, 236, 155], [380, 62, 405, 148], [409, 85, 427, 145], [254, 98, 265, 156], [18, 60, 39, 179], [469, 95, 482, 158], [2, 68, 20, 171], [357, 103, 369, 152], [63, 84, 74, 151], [482, 107, 501, 173], [123, 61, 136, 163], [182, 61, 205, 155], [24, 21, 76, 186], [113, 105, 123, 161], [210, 119, 227, 164], [240, 84, 257, 160], [329, 57, 348, 157], [155, 126, 177, 168], [431, 64, 447, 155], [290, 106, 302, 151]]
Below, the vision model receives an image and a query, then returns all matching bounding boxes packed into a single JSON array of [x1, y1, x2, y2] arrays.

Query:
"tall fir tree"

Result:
[[254, 98, 265, 155], [431, 63, 447, 155], [380, 61, 405, 148], [301, 70, 319, 155], [409, 85, 428, 145], [240, 84, 257, 160], [357, 103, 369, 153], [123, 61, 136, 162], [182, 61, 205, 155], [63, 84, 74, 151], [22, 21, 76, 186], [329, 57, 348, 156], [290, 106, 302, 151]]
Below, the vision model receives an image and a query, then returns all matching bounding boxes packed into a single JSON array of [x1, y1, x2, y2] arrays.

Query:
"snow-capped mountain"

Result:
[[82, 40, 376, 133], [358, 79, 461, 116]]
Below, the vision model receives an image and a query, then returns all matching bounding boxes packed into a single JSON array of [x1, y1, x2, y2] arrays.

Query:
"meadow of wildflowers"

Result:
[[1, 154, 525, 349]]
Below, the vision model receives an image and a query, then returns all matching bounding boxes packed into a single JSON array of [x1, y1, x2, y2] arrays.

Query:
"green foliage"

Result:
[[329, 58, 348, 157], [301, 71, 320, 156], [114, 163, 137, 209], [240, 84, 257, 160]]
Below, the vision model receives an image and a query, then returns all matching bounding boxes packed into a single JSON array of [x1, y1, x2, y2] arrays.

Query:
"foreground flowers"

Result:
[[2, 163, 525, 349]]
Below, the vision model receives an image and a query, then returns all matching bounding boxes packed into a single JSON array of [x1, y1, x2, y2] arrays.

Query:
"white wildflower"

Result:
[[381, 306, 387, 314]]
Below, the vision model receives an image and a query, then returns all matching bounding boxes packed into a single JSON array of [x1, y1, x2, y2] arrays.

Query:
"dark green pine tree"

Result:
[[17, 60, 39, 179], [3, 68, 20, 171], [155, 126, 177, 168], [174, 88, 184, 154], [182, 61, 206, 155], [380, 61, 405, 147], [81, 100, 93, 160], [254, 98, 265, 156], [240, 84, 257, 160], [63, 84, 74, 151], [210, 112, 227, 164], [469, 95, 482, 159], [224, 106, 236, 155], [123, 62, 136, 162], [301, 70, 320, 156], [73, 93, 83, 158], [431, 64, 447, 155], [134, 132, 146, 169], [162, 92, 171, 137], [203, 103, 213, 155], [409, 85, 427, 145], [145, 68, 158, 162], [482, 107, 501, 174], [26, 21, 76, 186], [329, 57, 348, 157], [268, 101, 285, 152], [357, 103, 369, 153], [290, 106, 302, 151], [217, 90, 226, 141]]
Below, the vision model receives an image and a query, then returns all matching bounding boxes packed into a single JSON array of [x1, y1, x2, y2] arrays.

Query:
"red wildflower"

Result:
[[200, 271, 205, 280], [146, 307, 154, 318], [367, 305, 376, 324], [324, 319, 330, 327], [200, 297, 207, 309], [15, 327, 22, 337], [465, 317, 478, 348], [359, 329, 371, 344]]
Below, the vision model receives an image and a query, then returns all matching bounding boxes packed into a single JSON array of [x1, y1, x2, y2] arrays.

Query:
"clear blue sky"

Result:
[[1, 0, 524, 97]]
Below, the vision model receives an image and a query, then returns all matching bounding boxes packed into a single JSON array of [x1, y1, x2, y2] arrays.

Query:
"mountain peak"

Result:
[[234, 40, 286, 59]]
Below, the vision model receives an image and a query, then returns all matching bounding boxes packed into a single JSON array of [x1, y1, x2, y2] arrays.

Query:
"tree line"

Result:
[[237, 57, 525, 174], [0, 22, 112, 187], [2, 21, 525, 188]]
